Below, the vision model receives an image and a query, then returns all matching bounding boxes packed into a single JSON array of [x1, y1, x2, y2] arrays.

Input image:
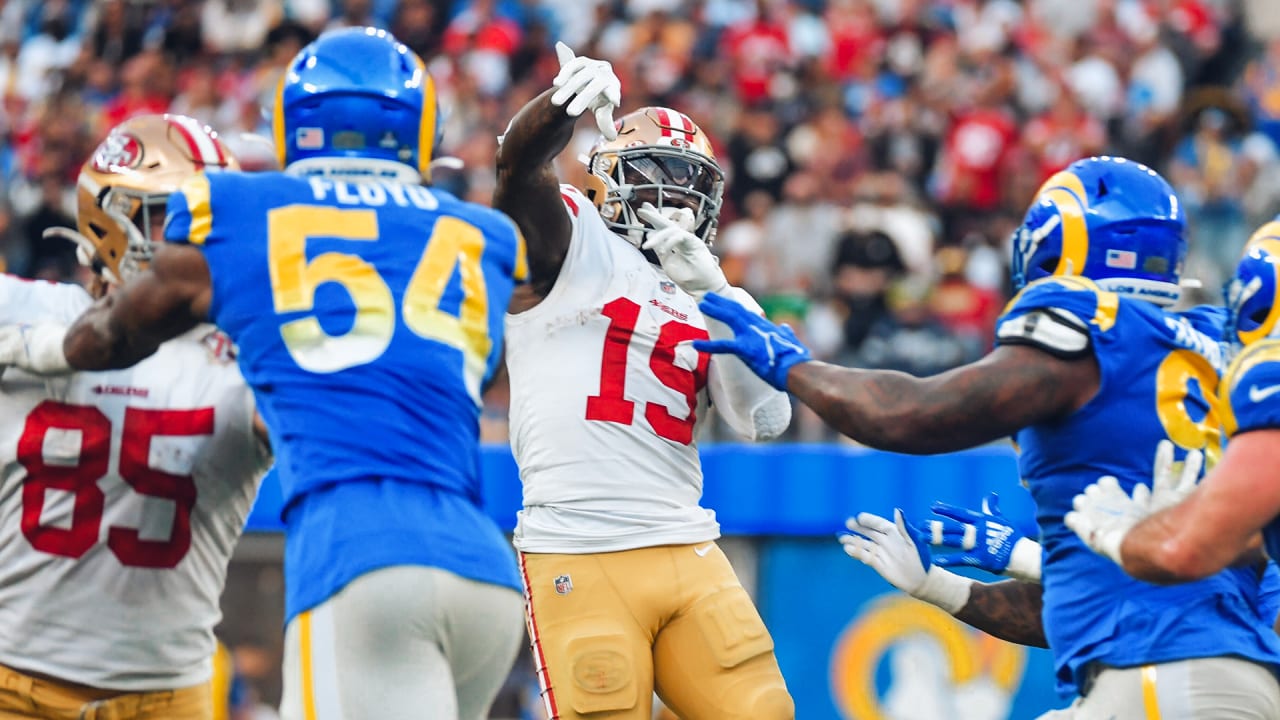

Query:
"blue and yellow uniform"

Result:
[[1220, 339, 1280, 562], [996, 276, 1280, 696], [165, 170, 527, 622]]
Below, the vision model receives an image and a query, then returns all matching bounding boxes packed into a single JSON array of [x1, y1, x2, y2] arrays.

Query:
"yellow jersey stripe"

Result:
[[181, 173, 214, 246]]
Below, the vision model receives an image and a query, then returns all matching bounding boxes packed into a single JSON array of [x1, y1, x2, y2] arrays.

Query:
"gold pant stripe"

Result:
[[1141, 665, 1161, 720], [299, 610, 318, 720], [520, 552, 561, 720]]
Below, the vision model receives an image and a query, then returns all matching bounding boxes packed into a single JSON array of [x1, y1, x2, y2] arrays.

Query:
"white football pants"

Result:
[[1037, 657, 1280, 719], [279, 565, 525, 720]]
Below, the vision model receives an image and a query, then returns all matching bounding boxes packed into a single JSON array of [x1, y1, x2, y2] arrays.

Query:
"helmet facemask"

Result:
[[589, 145, 725, 249]]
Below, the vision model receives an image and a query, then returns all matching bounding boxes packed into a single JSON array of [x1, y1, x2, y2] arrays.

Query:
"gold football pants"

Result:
[[0, 663, 212, 720], [520, 542, 794, 720]]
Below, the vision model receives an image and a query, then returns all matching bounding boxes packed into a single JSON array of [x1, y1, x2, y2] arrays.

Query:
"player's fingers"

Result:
[[855, 511, 896, 537], [594, 103, 617, 140], [554, 41, 576, 69], [1064, 510, 1087, 536], [550, 68, 596, 109], [928, 502, 981, 524], [566, 75, 611, 117], [1152, 439, 1174, 491], [933, 554, 975, 568], [1131, 482, 1151, 507], [1179, 449, 1203, 492], [604, 79, 621, 108], [691, 338, 737, 355], [982, 492, 1001, 516], [635, 202, 669, 227]]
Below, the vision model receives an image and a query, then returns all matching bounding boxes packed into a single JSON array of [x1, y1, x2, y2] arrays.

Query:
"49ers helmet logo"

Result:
[[91, 132, 143, 173]]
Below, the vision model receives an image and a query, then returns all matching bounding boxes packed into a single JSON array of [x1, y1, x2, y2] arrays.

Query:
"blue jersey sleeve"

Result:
[[995, 277, 1116, 358], [1221, 340, 1280, 437], [1260, 562, 1280, 628]]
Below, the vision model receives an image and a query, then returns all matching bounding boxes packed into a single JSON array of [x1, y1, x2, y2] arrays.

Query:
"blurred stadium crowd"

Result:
[[2, 0, 1280, 435]]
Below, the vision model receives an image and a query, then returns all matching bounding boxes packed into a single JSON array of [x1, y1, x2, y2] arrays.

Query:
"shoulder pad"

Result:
[[1002, 276, 1118, 333], [996, 308, 1092, 359], [1221, 340, 1280, 436]]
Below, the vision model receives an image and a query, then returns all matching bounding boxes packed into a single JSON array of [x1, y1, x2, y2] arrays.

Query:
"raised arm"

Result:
[[64, 243, 210, 370], [494, 43, 619, 299]]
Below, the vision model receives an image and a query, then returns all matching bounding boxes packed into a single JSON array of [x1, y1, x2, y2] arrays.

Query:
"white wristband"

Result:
[[1006, 537, 1043, 583], [914, 566, 974, 614]]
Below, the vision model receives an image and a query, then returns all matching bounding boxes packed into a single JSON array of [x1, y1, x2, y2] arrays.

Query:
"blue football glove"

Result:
[[842, 508, 972, 613], [919, 492, 1042, 582], [692, 292, 812, 391]]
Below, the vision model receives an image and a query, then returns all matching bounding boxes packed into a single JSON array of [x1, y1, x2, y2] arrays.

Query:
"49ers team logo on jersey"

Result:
[[91, 132, 143, 173]]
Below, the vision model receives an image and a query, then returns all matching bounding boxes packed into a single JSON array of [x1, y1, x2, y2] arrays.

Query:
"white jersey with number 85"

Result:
[[0, 275, 269, 690]]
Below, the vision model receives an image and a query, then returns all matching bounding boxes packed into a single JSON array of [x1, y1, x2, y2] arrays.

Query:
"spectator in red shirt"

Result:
[[1021, 87, 1106, 184], [720, 0, 791, 104]]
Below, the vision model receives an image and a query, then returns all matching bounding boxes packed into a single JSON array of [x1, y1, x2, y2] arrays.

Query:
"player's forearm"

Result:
[[63, 299, 161, 370], [785, 363, 1009, 453], [495, 89, 576, 183], [1120, 510, 1257, 583], [953, 579, 1049, 648]]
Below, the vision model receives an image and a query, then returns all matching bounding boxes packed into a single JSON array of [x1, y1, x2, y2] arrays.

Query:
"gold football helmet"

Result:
[[49, 114, 238, 284], [582, 107, 725, 247]]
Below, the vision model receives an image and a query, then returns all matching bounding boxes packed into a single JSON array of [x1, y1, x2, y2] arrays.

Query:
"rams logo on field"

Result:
[[829, 596, 1025, 720]]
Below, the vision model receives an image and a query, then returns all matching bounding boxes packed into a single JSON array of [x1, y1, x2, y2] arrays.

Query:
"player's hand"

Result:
[[636, 202, 727, 299], [0, 323, 73, 376], [1149, 439, 1202, 512], [551, 42, 620, 140], [842, 509, 972, 613], [692, 293, 812, 391], [1064, 475, 1153, 565], [920, 492, 1042, 582]]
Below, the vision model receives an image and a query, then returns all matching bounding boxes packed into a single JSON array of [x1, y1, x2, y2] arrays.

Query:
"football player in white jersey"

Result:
[[493, 44, 795, 720], [0, 114, 270, 719]]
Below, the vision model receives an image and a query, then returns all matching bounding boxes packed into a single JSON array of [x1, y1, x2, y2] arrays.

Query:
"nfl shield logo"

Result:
[[554, 574, 573, 595], [660, 281, 676, 294]]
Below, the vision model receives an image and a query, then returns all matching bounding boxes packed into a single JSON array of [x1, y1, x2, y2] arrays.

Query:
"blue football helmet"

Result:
[[272, 27, 440, 182], [1011, 156, 1186, 306], [1225, 219, 1280, 353]]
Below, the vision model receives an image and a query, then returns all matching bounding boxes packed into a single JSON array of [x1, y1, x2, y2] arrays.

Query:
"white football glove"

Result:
[[1149, 439, 1203, 512], [551, 42, 620, 140], [842, 509, 972, 614], [0, 323, 73, 376], [1064, 475, 1153, 564], [636, 202, 728, 299]]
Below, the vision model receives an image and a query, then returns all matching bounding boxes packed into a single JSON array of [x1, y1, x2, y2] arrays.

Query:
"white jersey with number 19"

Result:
[[0, 275, 269, 690], [506, 186, 733, 554]]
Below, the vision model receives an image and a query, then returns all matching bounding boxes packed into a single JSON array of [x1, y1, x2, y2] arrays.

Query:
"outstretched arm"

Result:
[[695, 293, 1098, 453], [64, 243, 210, 370], [789, 346, 1096, 453], [843, 509, 1047, 648], [494, 43, 619, 299]]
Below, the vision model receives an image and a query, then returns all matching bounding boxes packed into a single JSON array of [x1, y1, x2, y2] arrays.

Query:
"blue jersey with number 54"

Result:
[[997, 277, 1280, 696], [165, 171, 527, 620]]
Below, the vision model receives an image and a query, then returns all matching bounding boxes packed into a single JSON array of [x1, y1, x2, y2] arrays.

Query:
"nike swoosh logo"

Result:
[[694, 543, 715, 557], [1249, 384, 1280, 403]]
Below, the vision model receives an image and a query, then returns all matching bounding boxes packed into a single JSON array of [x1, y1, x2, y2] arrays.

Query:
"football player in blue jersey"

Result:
[[0, 27, 528, 720], [695, 156, 1280, 715], [1069, 219, 1280, 584]]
